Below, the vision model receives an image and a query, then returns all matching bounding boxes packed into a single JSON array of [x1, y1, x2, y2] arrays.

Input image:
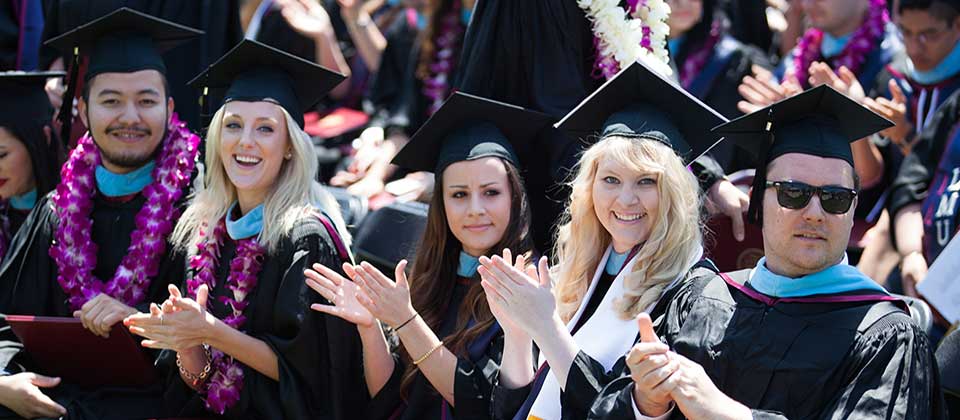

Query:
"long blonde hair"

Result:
[[171, 104, 349, 253], [552, 136, 704, 322]]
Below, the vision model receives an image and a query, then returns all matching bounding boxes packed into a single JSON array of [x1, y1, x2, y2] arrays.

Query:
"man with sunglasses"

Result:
[[587, 86, 946, 420]]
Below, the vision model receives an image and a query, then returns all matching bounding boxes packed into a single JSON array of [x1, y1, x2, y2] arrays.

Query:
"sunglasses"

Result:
[[765, 181, 857, 215]]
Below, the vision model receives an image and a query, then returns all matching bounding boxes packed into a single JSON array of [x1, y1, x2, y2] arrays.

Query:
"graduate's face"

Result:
[[0, 127, 36, 199], [668, 0, 703, 37], [762, 153, 857, 277], [219, 101, 291, 209], [592, 157, 660, 253], [801, 0, 869, 36], [896, 9, 960, 72], [442, 157, 512, 257], [79, 70, 173, 173]]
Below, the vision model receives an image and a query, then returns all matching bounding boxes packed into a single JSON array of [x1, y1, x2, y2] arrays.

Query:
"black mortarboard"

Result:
[[556, 60, 727, 165], [391, 92, 555, 173], [712, 85, 893, 224], [188, 40, 345, 129], [45, 8, 202, 81], [0, 71, 63, 127]]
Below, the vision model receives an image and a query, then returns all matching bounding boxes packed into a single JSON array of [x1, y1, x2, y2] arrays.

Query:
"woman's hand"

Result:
[[124, 284, 217, 352], [351, 260, 417, 327], [275, 0, 335, 39], [306, 262, 377, 328], [478, 252, 557, 338]]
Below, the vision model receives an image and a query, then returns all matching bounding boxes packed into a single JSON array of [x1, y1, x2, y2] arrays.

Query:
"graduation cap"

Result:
[[45, 8, 203, 81], [556, 60, 728, 165], [712, 85, 894, 224], [391, 92, 555, 173], [188, 39, 346, 129], [0, 71, 64, 127], [44, 8, 202, 141]]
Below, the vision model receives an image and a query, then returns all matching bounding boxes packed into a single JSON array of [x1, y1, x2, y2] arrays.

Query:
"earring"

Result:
[[284, 152, 293, 159]]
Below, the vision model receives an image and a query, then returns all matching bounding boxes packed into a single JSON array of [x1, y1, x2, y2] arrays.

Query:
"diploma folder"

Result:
[[6, 315, 158, 388]]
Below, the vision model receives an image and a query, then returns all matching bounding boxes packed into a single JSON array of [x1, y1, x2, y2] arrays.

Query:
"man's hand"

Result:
[[74, 294, 138, 338], [627, 314, 677, 417], [706, 179, 750, 242], [0, 373, 67, 419], [667, 353, 752, 420]]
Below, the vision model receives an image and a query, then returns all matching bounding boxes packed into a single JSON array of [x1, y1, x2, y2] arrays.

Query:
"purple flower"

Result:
[[48, 113, 200, 311]]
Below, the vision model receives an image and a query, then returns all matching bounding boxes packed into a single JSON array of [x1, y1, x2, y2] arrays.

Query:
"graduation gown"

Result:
[[159, 214, 368, 420], [0, 191, 183, 420], [588, 268, 947, 419], [363, 8, 421, 133], [889, 87, 960, 263], [453, 0, 725, 252], [366, 276, 504, 420], [489, 252, 716, 420], [673, 34, 772, 173]]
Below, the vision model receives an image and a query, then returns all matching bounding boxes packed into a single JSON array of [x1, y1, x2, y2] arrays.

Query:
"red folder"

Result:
[[6, 315, 158, 388]]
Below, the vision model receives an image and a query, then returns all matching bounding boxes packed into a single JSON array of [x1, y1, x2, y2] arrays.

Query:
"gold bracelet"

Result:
[[413, 341, 444, 366], [177, 345, 213, 388]]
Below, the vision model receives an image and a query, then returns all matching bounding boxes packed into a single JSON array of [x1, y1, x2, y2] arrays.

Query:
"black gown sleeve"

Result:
[[690, 155, 726, 192], [559, 350, 630, 417], [244, 219, 367, 420], [453, 331, 505, 419], [815, 312, 947, 419], [0, 193, 58, 316], [586, 268, 720, 420], [365, 351, 404, 419], [366, 324, 506, 419], [888, 91, 957, 219], [490, 378, 533, 420]]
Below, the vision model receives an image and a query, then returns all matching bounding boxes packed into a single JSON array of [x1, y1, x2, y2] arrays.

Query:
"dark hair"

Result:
[[416, 0, 461, 81], [674, 0, 724, 65], [399, 158, 534, 397], [898, 0, 960, 23], [1, 117, 65, 198]]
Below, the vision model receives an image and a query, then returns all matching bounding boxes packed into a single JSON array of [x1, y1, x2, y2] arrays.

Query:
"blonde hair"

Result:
[[552, 136, 704, 322], [171, 104, 349, 254]]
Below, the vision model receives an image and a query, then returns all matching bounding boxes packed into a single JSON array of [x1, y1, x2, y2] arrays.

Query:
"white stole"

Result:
[[527, 245, 703, 420], [528, 246, 639, 420]]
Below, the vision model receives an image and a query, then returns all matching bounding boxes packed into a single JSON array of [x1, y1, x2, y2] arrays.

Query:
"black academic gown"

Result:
[[159, 214, 368, 420], [588, 269, 947, 419], [366, 276, 504, 420], [0, 191, 183, 420], [489, 263, 718, 420]]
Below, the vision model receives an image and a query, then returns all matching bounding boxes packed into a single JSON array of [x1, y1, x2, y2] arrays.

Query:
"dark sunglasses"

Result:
[[765, 181, 857, 215]]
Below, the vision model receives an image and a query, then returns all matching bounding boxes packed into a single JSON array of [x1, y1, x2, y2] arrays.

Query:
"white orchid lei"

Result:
[[578, 0, 673, 79]]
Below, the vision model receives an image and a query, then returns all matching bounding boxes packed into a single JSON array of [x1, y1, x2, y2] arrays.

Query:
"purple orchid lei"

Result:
[[49, 113, 200, 311], [792, 0, 888, 88], [187, 220, 265, 414], [422, 2, 465, 116], [678, 19, 723, 89]]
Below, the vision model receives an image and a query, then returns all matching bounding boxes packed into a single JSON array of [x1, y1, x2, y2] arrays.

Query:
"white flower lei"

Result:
[[578, 0, 673, 78]]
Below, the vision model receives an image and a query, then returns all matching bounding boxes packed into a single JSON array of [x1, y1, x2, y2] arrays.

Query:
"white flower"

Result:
[[579, 0, 672, 78]]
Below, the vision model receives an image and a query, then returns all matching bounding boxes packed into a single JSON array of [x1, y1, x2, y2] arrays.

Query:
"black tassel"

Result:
[[57, 49, 80, 146]]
